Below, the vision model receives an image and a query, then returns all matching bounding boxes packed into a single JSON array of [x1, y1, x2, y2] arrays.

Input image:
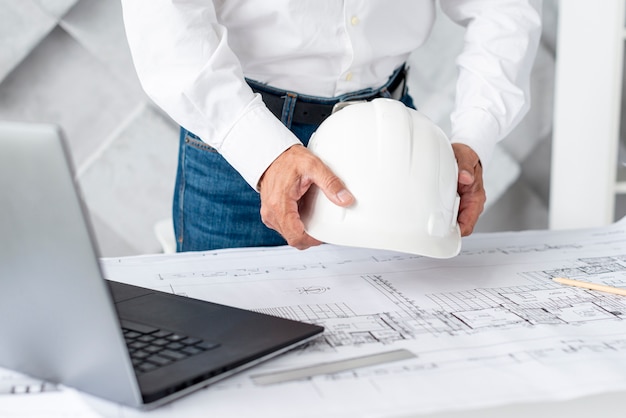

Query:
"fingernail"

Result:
[[337, 189, 354, 204], [460, 170, 474, 183]]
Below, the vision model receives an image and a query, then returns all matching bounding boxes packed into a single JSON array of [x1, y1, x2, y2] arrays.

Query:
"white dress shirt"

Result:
[[121, 0, 542, 190]]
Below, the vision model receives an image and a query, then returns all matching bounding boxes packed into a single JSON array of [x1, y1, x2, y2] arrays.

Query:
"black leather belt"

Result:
[[249, 66, 408, 126]]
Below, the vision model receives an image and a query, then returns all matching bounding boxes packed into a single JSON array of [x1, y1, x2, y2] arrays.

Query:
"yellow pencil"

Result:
[[552, 277, 626, 296]]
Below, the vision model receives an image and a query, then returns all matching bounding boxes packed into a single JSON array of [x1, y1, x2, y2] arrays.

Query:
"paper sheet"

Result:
[[4, 220, 626, 417], [0, 370, 102, 417], [98, 219, 626, 417]]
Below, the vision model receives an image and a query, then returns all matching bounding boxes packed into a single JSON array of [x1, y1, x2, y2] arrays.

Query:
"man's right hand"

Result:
[[258, 144, 355, 250]]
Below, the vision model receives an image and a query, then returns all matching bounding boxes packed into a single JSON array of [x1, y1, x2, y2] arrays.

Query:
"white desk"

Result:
[[3, 221, 626, 417]]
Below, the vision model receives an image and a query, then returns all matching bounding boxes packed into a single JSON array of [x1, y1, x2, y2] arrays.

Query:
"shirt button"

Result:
[[350, 16, 360, 26], [345, 72, 353, 81]]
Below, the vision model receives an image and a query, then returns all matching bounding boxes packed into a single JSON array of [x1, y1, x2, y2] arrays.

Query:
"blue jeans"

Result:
[[174, 85, 415, 252]]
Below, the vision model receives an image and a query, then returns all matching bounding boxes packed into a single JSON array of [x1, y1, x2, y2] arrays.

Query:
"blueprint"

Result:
[[3, 220, 626, 417]]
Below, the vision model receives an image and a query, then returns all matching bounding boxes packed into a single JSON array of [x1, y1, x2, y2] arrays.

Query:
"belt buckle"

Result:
[[331, 100, 367, 114]]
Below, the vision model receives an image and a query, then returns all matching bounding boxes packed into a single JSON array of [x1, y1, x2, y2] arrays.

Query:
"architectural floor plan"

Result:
[[3, 220, 626, 417]]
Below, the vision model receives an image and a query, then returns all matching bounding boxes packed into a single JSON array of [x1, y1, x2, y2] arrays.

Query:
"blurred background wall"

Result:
[[1, 0, 559, 256]]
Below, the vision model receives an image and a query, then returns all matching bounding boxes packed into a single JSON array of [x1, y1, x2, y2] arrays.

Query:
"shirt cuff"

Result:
[[218, 98, 302, 191], [449, 108, 500, 168]]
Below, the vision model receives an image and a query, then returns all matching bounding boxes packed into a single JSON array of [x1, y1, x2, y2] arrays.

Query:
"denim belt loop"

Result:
[[281, 92, 298, 129]]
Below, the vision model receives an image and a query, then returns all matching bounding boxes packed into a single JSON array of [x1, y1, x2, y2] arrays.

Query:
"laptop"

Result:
[[0, 121, 323, 409]]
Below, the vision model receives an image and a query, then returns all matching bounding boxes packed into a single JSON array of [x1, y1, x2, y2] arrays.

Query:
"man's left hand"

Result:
[[452, 143, 485, 236]]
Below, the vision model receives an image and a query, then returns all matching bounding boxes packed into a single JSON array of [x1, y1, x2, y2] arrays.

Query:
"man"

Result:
[[121, 0, 542, 252]]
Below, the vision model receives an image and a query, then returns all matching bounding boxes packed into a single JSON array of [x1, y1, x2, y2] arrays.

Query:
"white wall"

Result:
[[0, 0, 558, 256], [1, 0, 179, 256]]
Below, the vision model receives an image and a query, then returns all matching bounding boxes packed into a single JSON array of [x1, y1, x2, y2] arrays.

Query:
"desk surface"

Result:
[[421, 391, 626, 418], [3, 377, 625, 418], [4, 221, 626, 417]]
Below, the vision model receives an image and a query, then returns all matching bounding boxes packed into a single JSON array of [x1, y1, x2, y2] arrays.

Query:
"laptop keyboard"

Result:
[[121, 320, 219, 374]]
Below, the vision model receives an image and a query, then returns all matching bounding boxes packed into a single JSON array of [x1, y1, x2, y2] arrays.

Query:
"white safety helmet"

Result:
[[301, 98, 461, 258]]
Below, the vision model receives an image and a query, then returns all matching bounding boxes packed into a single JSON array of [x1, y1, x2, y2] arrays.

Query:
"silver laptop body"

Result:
[[0, 122, 323, 409]]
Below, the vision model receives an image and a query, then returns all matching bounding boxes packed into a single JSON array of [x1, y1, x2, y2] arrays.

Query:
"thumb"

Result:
[[314, 167, 355, 207], [452, 143, 479, 185]]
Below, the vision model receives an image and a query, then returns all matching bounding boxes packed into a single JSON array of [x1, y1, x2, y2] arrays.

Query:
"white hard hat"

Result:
[[301, 98, 461, 258]]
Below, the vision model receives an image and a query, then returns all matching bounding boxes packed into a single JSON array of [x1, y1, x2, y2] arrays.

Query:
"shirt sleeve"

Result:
[[120, 0, 300, 190], [439, 0, 543, 166]]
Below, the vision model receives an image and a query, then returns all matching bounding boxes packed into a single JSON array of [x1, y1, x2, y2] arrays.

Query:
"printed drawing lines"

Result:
[[150, 252, 626, 353], [256, 265, 626, 353], [255, 303, 355, 322], [0, 379, 58, 396]]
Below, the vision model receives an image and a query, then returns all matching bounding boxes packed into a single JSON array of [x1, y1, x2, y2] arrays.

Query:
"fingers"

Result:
[[258, 145, 353, 250], [317, 172, 355, 207], [260, 140, 486, 248], [456, 183, 485, 236], [452, 143, 486, 237]]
